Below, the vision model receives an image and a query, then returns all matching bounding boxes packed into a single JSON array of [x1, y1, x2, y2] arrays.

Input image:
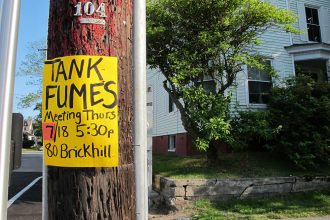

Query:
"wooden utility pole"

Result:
[[46, 1, 135, 219]]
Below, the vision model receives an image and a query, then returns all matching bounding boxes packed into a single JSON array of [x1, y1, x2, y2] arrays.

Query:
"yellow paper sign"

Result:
[[42, 55, 118, 167]]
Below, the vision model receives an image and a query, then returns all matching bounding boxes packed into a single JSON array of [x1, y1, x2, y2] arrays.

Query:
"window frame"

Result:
[[168, 135, 176, 152], [201, 79, 216, 94], [247, 60, 273, 106], [168, 95, 175, 113], [305, 6, 322, 42]]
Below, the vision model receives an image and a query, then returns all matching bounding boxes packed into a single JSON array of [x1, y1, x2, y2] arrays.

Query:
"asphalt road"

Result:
[[7, 152, 43, 220], [14, 152, 43, 173]]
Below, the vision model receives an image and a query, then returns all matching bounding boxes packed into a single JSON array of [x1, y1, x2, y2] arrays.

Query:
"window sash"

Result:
[[248, 81, 272, 104], [169, 95, 174, 112], [168, 135, 176, 150], [307, 24, 322, 42], [248, 81, 272, 94], [305, 7, 320, 25], [202, 80, 216, 93], [247, 61, 272, 104], [247, 60, 272, 81], [305, 7, 322, 42]]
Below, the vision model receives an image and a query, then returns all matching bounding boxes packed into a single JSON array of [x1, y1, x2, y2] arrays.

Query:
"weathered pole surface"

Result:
[[46, 1, 135, 219], [0, 1, 20, 219]]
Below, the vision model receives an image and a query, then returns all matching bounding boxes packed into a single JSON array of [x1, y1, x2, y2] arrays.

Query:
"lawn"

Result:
[[22, 147, 42, 152], [153, 152, 330, 179], [193, 187, 330, 219], [153, 153, 330, 219]]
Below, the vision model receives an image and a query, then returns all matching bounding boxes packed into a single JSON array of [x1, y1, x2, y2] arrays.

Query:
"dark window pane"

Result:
[[248, 60, 271, 80], [305, 7, 321, 42], [261, 94, 270, 104], [203, 80, 216, 93], [259, 82, 272, 92], [249, 94, 260, 104], [260, 60, 272, 81], [248, 81, 260, 93], [259, 71, 271, 81], [312, 8, 319, 25], [169, 96, 174, 112], [306, 7, 319, 25], [248, 81, 272, 104], [248, 66, 260, 80], [306, 7, 312, 24], [307, 24, 321, 42], [248, 60, 272, 104], [249, 93, 270, 104]]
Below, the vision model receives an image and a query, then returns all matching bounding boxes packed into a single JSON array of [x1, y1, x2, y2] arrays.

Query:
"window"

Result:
[[168, 135, 176, 151], [305, 7, 321, 42], [147, 86, 152, 106], [169, 95, 175, 112], [196, 76, 216, 94], [202, 80, 216, 94], [248, 61, 272, 104]]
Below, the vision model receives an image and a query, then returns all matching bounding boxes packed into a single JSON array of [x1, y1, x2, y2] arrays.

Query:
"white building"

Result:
[[23, 120, 34, 140], [148, 0, 330, 155]]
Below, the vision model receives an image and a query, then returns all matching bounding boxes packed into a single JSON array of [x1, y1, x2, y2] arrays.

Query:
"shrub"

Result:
[[23, 133, 35, 148], [268, 75, 330, 169], [231, 110, 279, 151]]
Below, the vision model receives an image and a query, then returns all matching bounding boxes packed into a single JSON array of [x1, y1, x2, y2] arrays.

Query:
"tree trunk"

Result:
[[47, 1, 135, 219], [206, 141, 218, 165]]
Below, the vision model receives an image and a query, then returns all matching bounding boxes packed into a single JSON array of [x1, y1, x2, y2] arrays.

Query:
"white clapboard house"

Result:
[[147, 0, 330, 156]]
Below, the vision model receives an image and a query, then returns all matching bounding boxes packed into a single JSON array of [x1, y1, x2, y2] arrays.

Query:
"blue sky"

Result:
[[13, 0, 49, 118]]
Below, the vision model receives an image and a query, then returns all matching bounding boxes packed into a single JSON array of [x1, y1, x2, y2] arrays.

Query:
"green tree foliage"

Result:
[[231, 110, 280, 151], [268, 76, 330, 169], [147, 0, 297, 153], [23, 133, 35, 148], [17, 40, 46, 108], [33, 103, 42, 137]]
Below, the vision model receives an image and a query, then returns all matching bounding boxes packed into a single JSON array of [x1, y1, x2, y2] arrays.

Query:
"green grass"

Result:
[[153, 152, 330, 179], [22, 147, 42, 152], [193, 188, 330, 219]]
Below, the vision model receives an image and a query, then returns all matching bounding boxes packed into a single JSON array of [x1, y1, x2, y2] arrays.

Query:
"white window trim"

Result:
[[297, 2, 330, 44], [319, 6, 330, 44], [168, 95, 177, 114]]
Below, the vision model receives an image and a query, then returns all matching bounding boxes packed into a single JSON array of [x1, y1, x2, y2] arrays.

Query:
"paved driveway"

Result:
[[8, 152, 43, 220]]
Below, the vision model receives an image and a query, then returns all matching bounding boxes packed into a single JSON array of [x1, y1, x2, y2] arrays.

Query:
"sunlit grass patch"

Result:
[[153, 152, 330, 179], [192, 188, 330, 219]]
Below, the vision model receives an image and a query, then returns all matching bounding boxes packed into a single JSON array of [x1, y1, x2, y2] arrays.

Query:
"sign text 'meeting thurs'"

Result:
[[42, 55, 118, 167]]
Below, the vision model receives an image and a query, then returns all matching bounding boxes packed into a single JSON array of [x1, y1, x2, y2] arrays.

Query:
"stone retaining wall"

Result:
[[152, 175, 330, 208]]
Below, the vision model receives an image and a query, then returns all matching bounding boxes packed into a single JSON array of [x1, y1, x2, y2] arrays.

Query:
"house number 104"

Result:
[[74, 2, 107, 17]]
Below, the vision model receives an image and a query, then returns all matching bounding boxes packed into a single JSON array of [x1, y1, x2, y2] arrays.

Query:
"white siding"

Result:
[[297, 1, 308, 41], [291, 0, 330, 44], [233, 0, 295, 108], [147, 69, 186, 136], [234, 68, 248, 108], [147, 0, 330, 137], [320, 6, 330, 43]]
